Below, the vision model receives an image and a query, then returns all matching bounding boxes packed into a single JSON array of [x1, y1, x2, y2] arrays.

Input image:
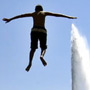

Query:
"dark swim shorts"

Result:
[[30, 26, 47, 50]]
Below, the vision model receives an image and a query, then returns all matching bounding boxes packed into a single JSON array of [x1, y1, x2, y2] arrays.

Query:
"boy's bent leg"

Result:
[[40, 49, 47, 66], [25, 49, 36, 72]]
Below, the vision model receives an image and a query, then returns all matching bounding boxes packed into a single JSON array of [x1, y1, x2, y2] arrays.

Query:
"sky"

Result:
[[0, 0, 90, 90]]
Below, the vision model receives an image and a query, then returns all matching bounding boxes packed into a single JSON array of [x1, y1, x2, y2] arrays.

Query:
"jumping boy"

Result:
[[3, 5, 77, 72]]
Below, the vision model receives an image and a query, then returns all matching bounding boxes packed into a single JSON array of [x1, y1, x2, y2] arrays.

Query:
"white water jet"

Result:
[[71, 24, 90, 90]]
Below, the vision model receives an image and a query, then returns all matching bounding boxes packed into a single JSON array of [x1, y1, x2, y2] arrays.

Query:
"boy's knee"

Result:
[[31, 48, 36, 52], [41, 49, 46, 52]]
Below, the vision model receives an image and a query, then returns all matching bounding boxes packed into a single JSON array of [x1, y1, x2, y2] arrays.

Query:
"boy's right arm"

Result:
[[45, 12, 77, 19]]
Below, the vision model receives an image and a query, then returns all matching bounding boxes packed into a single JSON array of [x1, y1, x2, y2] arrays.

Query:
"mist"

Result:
[[71, 24, 90, 90]]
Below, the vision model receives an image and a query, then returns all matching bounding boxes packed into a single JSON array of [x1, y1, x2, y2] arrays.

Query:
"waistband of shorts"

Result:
[[32, 26, 46, 30], [31, 26, 47, 34]]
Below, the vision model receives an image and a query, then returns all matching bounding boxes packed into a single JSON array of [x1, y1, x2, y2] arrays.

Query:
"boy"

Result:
[[3, 5, 77, 72]]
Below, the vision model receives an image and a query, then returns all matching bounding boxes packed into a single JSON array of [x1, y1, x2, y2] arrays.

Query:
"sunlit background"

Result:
[[0, 0, 90, 90]]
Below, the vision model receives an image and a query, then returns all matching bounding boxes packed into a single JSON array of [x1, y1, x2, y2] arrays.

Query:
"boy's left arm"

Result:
[[3, 13, 33, 23]]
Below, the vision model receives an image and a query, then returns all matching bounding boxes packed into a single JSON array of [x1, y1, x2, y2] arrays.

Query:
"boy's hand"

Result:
[[2, 18, 11, 23], [68, 16, 77, 19]]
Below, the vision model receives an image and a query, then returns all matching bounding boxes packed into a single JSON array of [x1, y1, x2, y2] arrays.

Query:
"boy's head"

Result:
[[35, 5, 43, 12]]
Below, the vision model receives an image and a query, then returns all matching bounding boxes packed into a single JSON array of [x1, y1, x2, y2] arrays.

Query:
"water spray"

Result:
[[71, 24, 90, 90]]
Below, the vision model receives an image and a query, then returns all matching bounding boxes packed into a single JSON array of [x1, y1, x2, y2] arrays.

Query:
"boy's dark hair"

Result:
[[35, 5, 43, 12]]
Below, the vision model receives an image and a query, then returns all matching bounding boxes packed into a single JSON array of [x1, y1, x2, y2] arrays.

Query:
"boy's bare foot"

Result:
[[25, 64, 32, 72], [40, 56, 47, 66]]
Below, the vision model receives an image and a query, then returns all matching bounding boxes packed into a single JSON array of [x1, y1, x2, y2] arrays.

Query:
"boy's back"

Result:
[[32, 11, 46, 27]]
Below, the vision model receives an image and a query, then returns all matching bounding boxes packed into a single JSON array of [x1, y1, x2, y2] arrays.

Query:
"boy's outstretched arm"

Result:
[[45, 12, 77, 19], [3, 13, 33, 23]]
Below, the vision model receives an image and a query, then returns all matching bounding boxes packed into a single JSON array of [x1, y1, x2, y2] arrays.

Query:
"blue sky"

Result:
[[0, 0, 90, 90]]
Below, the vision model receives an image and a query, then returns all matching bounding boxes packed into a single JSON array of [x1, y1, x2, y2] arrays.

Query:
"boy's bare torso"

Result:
[[32, 11, 46, 27]]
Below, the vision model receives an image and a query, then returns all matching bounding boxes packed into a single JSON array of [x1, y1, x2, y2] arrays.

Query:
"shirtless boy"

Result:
[[3, 5, 77, 72]]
